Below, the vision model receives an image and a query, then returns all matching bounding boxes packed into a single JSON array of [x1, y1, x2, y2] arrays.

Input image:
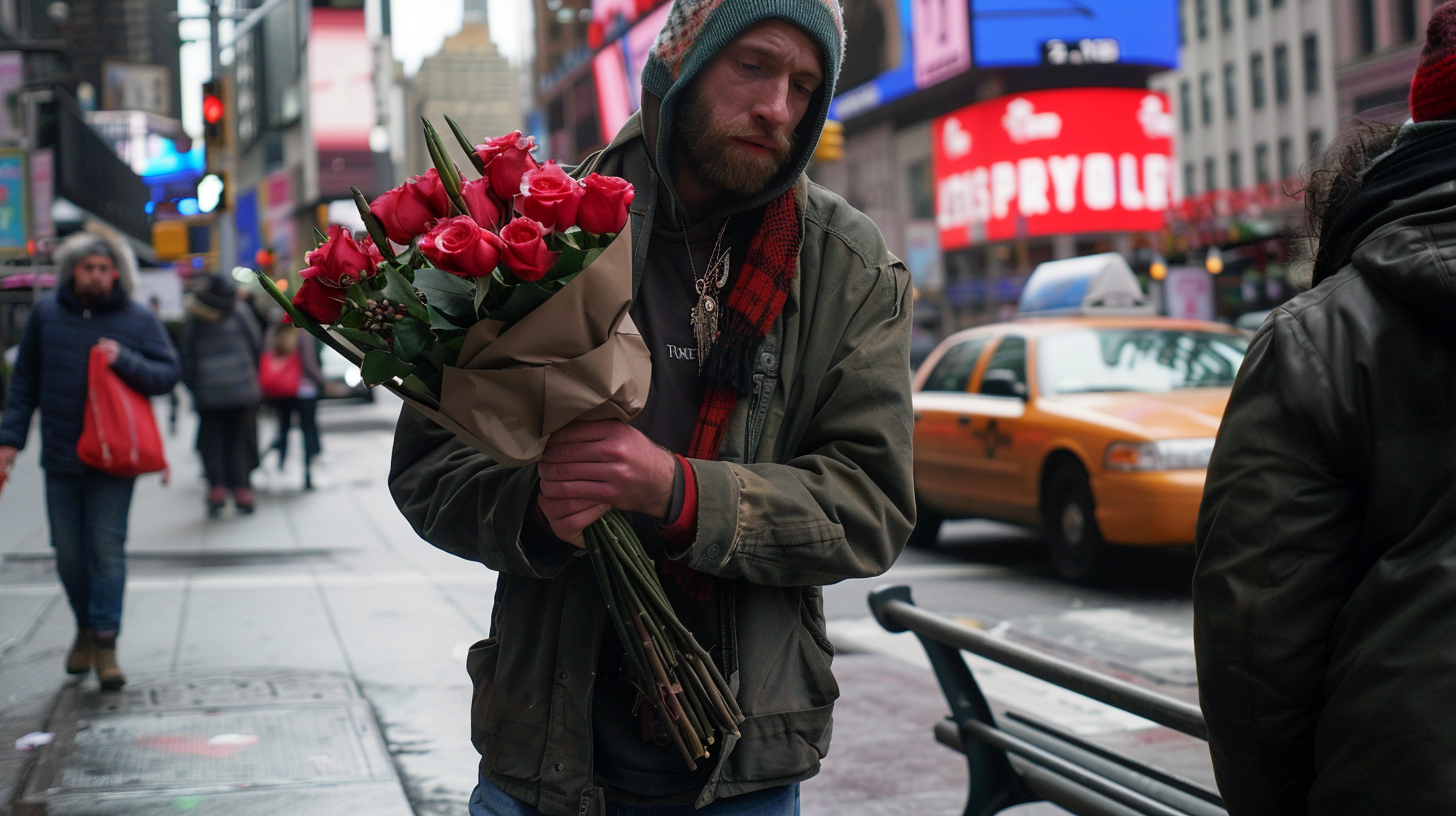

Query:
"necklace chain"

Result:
[[686, 219, 730, 375]]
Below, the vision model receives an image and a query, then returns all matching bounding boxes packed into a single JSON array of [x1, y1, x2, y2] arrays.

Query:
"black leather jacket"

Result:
[[1194, 126, 1456, 815]]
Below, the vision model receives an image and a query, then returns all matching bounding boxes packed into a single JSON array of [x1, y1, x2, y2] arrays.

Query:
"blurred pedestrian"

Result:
[[260, 320, 323, 490], [1195, 6, 1456, 815], [0, 231, 180, 690], [181, 272, 262, 517]]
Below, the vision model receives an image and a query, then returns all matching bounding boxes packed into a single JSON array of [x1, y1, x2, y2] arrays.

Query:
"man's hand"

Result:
[[536, 419, 677, 547], [0, 446, 17, 472], [96, 338, 121, 365]]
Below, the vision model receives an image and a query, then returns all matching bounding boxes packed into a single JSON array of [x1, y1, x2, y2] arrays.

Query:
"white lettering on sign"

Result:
[[1001, 98, 1063, 143], [936, 151, 1175, 231]]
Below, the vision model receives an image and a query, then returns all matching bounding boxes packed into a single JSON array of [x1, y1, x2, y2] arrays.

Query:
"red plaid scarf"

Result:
[[661, 188, 800, 600]]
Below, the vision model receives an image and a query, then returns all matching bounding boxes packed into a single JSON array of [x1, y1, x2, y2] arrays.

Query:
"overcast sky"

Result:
[[178, 0, 531, 139]]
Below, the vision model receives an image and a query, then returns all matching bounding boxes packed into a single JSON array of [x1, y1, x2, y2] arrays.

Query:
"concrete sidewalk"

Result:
[[0, 392, 1004, 816]]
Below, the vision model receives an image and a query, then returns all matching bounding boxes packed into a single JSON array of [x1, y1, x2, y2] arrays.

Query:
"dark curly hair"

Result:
[[1299, 121, 1402, 285]]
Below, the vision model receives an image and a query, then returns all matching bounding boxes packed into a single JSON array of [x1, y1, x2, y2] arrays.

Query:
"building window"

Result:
[[1250, 52, 1266, 109], [1200, 72, 1214, 125], [1278, 137, 1294, 179], [1399, 0, 1418, 43], [1358, 0, 1376, 54], [1219, 0, 1233, 30], [1224, 62, 1238, 118], [1180, 80, 1193, 132], [1247, 0, 1259, 17], [906, 160, 934, 219], [1255, 142, 1270, 184], [1308, 129, 1323, 162], [1205, 157, 1219, 192], [1303, 34, 1320, 93], [1270, 0, 1283, 6], [1273, 43, 1290, 103], [1185, 161, 1198, 198], [1196, 0, 1209, 39], [1228, 151, 1243, 190]]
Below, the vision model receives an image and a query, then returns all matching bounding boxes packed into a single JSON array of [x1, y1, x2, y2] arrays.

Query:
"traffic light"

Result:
[[202, 81, 226, 155], [813, 119, 844, 163]]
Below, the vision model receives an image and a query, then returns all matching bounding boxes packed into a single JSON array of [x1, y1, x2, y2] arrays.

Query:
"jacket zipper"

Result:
[[742, 341, 779, 462]]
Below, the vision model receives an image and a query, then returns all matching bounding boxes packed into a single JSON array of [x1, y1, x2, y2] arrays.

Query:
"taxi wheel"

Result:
[[907, 499, 943, 549], [1044, 467, 1110, 584]]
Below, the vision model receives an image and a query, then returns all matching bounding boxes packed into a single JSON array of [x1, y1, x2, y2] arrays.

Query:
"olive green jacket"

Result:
[[388, 115, 915, 816]]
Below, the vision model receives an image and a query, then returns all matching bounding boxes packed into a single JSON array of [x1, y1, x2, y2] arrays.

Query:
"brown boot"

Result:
[[65, 628, 94, 675], [93, 632, 125, 691]]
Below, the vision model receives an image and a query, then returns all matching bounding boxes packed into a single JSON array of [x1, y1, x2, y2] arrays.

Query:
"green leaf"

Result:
[[401, 373, 441, 404], [382, 265, 427, 321], [414, 267, 478, 324], [361, 350, 412, 386], [488, 282, 554, 327], [339, 310, 365, 329], [393, 316, 432, 362], [444, 114, 487, 175], [333, 327, 389, 350]]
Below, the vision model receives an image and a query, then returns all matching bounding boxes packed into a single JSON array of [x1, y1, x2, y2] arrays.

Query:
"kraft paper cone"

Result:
[[422, 229, 650, 467]]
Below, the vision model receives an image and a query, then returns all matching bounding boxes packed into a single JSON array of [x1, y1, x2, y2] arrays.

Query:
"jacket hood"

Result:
[[637, 0, 844, 221], [54, 230, 137, 298], [1344, 122, 1456, 327]]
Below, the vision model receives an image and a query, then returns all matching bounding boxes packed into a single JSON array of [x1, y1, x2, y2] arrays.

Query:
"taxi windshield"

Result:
[[1038, 328, 1248, 396]]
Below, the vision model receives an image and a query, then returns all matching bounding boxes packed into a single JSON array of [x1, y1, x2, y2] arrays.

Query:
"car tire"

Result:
[[1043, 464, 1110, 584], [907, 498, 943, 550]]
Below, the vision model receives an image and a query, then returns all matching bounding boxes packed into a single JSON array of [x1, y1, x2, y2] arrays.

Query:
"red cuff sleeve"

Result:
[[659, 454, 698, 550]]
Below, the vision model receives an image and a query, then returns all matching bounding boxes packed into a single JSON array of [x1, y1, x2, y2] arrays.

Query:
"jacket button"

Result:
[[705, 544, 721, 560], [557, 670, 569, 681], [554, 763, 564, 772]]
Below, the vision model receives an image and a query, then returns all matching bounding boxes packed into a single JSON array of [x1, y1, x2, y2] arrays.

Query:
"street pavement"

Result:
[[0, 389, 1209, 816]]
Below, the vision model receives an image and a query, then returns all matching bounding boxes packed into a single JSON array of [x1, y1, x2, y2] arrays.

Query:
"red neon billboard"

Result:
[[933, 88, 1176, 250]]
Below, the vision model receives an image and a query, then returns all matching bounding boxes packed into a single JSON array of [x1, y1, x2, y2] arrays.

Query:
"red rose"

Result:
[[300, 225, 379, 288], [290, 277, 347, 325], [419, 216, 505, 279], [519, 161, 583, 231], [359, 233, 386, 266], [475, 131, 541, 201], [370, 169, 451, 244], [576, 173, 635, 235], [498, 217, 560, 282], [461, 178, 506, 230]]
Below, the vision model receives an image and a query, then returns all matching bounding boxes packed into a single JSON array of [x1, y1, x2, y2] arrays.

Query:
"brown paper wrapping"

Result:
[[396, 229, 650, 467]]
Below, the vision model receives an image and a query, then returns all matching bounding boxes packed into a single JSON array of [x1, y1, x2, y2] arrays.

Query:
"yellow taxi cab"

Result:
[[910, 255, 1249, 582]]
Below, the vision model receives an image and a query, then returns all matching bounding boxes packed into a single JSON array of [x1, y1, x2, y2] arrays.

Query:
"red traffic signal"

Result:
[[202, 93, 223, 126]]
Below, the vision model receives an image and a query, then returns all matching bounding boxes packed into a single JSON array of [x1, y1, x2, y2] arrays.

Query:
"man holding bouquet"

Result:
[[390, 0, 914, 813]]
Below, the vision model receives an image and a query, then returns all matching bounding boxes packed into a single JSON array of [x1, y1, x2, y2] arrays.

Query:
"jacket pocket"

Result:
[[466, 637, 500, 757], [799, 587, 834, 657], [743, 340, 780, 462]]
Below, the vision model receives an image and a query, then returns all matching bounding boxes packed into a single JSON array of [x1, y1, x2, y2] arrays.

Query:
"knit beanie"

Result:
[[641, 0, 845, 206], [1410, 1, 1456, 122]]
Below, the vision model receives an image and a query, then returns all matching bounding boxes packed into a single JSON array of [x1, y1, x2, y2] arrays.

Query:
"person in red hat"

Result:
[[1194, 4, 1456, 814]]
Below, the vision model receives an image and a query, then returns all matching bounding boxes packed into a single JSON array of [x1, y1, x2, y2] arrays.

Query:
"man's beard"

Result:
[[677, 89, 797, 196], [72, 282, 111, 307]]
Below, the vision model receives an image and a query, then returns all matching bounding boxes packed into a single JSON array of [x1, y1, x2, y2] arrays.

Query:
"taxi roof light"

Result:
[[1018, 253, 1157, 317]]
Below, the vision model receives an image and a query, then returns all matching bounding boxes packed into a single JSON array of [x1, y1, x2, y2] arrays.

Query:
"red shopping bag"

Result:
[[258, 348, 303, 400], [76, 344, 168, 477]]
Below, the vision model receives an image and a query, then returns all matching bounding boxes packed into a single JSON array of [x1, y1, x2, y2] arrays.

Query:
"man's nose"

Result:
[[752, 76, 793, 132]]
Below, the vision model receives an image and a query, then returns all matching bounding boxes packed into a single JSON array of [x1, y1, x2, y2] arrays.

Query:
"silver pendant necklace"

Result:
[[686, 219, 730, 375]]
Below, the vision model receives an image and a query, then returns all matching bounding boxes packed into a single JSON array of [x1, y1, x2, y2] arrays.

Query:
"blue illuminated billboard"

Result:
[[970, 0, 1178, 69]]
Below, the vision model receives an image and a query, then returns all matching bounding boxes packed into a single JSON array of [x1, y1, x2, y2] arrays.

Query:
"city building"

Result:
[[1336, 0, 1443, 122], [406, 0, 523, 177]]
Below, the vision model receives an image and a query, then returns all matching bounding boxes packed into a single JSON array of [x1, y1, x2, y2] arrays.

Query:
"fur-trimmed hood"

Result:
[[54, 230, 138, 297]]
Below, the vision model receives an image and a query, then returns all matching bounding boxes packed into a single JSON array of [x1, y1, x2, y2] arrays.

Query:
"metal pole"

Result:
[[208, 0, 235, 274]]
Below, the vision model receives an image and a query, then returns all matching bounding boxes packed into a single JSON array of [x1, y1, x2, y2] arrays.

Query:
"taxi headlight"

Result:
[[1104, 438, 1216, 471]]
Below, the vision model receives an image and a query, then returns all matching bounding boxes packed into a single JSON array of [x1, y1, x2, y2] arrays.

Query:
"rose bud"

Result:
[[290, 277, 348, 325], [370, 169, 451, 244], [475, 131, 541, 201], [519, 161, 584, 231], [419, 215, 505, 279], [300, 224, 380, 288], [576, 173, 635, 235], [461, 178, 506, 230], [359, 233, 386, 266], [498, 217, 560, 283]]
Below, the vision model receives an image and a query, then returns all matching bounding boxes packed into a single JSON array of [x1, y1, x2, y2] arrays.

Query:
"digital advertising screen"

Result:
[[933, 88, 1175, 250], [970, 0, 1178, 70], [830, 0, 971, 121]]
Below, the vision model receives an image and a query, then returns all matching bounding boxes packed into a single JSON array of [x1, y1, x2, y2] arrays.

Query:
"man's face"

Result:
[[72, 254, 119, 302], [677, 20, 825, 196]]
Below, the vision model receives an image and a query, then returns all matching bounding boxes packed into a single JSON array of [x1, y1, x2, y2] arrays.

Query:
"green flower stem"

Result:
[[351, 187, 396, 262], [422, 118, 469, 216], [444, 114, 488, 176], [253, 272, 441, 412], [628, 605, 705, 762], [676, 654, 716, 745]]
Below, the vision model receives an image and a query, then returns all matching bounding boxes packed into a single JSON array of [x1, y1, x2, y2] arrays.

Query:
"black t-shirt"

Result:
[[591, 204, 762, 801]]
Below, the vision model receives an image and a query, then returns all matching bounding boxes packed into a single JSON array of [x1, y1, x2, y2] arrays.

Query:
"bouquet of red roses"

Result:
[[256, 118, 741, 769]]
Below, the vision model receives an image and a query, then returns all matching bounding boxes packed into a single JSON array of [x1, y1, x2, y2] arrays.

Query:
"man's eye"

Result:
[[739, 62, 760, 73]]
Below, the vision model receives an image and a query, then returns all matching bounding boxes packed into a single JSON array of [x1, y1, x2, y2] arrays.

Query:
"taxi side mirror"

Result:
[[980, 369, 1028, 400]]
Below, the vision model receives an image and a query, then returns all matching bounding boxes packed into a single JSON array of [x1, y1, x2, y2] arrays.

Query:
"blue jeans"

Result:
[[469, 774, 799, 816], [45, 472, 135, 633]]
